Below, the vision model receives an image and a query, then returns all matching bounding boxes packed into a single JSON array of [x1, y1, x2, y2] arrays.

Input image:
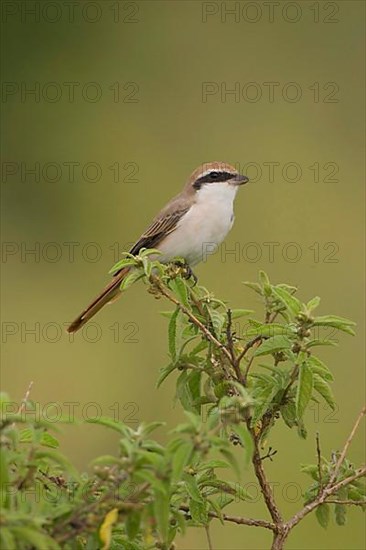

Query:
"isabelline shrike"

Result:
[[67, 162, 249, 333]]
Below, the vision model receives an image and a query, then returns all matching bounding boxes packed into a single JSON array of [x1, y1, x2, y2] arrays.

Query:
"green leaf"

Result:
[[273, 286, 302, 317], [176, 370, 201, 414], [125, 511, 141, 540], [171, 442, 193, 483], [0, 448, 9, 508], [230, 424, 253, 467], [119, 269, 144, 291], [40, 431, 59, 448], [335, 503, 347, 526], [153, 487, 170, 543], [251, 382, 279, 425], [259, 270, 270, 287], [312, 315, 356, 336], [11, 527, 59, 550], [306, 296, 321, 313], [300, 464, 319, 480], [0, 528, 15, 549], [202, 480, 252, 501], [254, 335, 292, 356], [139, 247, 162, 258], [307, 356, 334, 382], [139, 421, 165, 437], [316, 503, 330, 529], [230, 309, 254, 319], [207, 307, 225, 337], [19, 427, 34, 443], [183, 473, 204, 503], [86, 416, 130, 435], [189, 498, 208, 524], [34, 449, 79, 479], [207, 498, 224, 525], [245, 322, 294, 338], [312, 374, 336, 410], [243, 281, 263, 295], [197, 460, 229, 471], [296, 363, 313, 418], [108, 257, 136, 274], [306, 339, 338, 348], [259, 270, 272, 296], [219, 448, 240, 478], [169, 278, 190, 309], [168, 307, 179, 361], [156, 362, 177, 388], [281, 400, 297, 429]]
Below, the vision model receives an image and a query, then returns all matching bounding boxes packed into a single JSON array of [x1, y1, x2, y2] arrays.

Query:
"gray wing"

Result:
[[129, 207, 190, 256]]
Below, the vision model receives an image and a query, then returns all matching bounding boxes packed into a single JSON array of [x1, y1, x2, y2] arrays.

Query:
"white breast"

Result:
[[158, 182, 238, 266]]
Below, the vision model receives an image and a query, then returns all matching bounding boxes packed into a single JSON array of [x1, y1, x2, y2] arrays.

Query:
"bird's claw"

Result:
[[173, 261, 198, 286]]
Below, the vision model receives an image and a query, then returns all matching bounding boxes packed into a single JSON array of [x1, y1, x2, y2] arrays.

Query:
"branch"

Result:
[[316, 432, 323, 494], [251, 428, 283, 525], [328, 405, 366, 486], [285, 405, 366, 533], [235, 335, 262, 369], [226, 308, 245, 384], [150, 275, 232, 362], [179, 505, 275, 531], [286, 466, 366, 531], [324, 499, 366, 507]]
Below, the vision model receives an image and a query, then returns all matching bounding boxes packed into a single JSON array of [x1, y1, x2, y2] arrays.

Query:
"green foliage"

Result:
[[1, 256, 364, 549]]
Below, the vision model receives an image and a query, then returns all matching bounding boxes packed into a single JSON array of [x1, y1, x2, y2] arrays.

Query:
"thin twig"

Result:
[[205, 525, 213, 550], [235, 335, 262, 368], [286, 466, 366, 531], [251, 428, 283, 525], [226, 308, 245, 384], [316, 432, 323, 494], [11, 380, 34, 427], [226, 309, 236, 363], [329, 405, 366, 486], [150, 275, 232, 362], [179, 505, 275, 531], [17, 380, 34, 415], [325, 499, 366, 507]]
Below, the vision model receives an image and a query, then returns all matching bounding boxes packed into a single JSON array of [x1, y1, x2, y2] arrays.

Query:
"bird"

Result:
[[67, 162, 249, 333]]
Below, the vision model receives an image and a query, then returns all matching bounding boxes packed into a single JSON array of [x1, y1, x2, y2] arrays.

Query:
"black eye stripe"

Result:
[[193, 171, 236, 189]]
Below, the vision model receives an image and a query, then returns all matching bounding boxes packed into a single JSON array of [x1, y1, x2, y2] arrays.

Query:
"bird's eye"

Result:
[[210, 171, 219, 179]]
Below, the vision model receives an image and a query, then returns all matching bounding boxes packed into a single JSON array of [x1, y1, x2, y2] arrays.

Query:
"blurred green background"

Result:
[[1, 1, 365, 548]]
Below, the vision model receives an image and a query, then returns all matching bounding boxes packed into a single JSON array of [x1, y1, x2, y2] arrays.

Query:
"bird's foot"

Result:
[[172, 261, 198, 286]]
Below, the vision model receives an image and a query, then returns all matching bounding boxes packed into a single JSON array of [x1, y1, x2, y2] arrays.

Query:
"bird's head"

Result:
[[186, 162, 249, 193]]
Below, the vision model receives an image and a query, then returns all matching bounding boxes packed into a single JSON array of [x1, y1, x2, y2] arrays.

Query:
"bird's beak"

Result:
[[232, 174, 249, 186]]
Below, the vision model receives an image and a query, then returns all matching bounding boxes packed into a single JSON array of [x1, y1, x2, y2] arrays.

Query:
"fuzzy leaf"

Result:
[[307, 356, 334, 382], [296, 363, 313, 418], [312, 374, 336, 410], [189, 498, 208, 524], [316, 503, 330, 528], [254, 335, 292, 356], [168, 308, 180, 361], [273, 286, 302, 317], [171, 442, 193, 483], [312, 315, 356, 336], [169, 278, 190, 309]]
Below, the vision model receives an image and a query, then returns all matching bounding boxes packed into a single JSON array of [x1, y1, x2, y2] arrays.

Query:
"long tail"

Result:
[[66, 268, 129, 333]]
